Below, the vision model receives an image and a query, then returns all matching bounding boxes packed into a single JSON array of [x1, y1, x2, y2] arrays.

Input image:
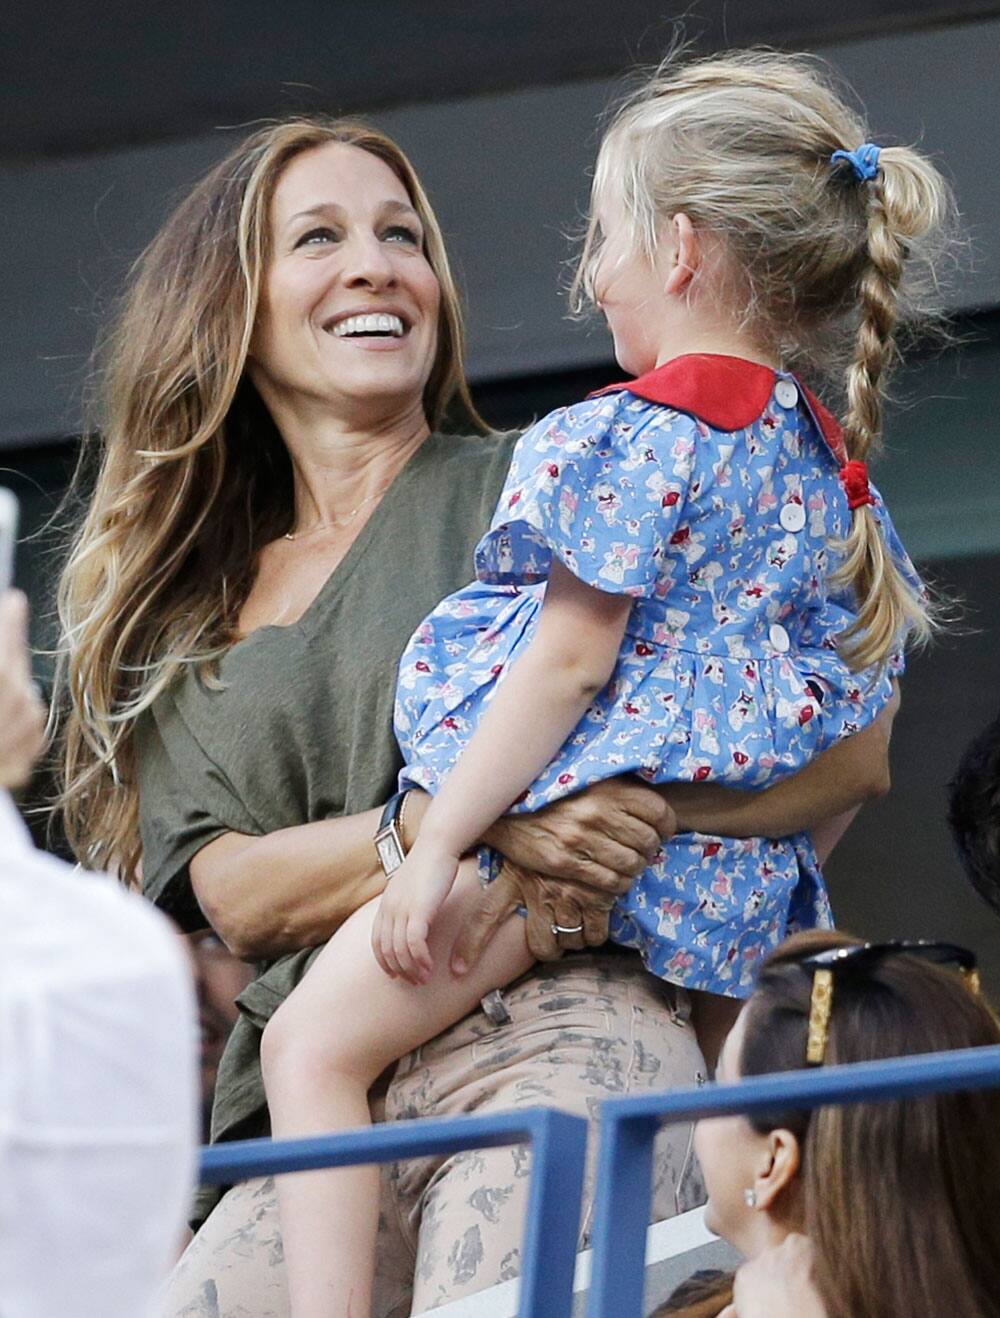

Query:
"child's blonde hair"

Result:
[[574, 49, 957, 671]]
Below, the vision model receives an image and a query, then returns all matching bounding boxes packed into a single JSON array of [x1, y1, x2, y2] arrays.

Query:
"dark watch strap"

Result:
[[378, 789, 409, 834]]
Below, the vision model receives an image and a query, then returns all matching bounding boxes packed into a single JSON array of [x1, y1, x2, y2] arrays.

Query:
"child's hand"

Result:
[[372, 841, 460, 984]]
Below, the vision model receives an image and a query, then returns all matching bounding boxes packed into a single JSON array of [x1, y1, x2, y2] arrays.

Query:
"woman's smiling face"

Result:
[[249, 141, 441, 427]]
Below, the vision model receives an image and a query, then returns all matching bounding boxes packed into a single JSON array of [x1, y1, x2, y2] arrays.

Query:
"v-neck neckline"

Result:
[[233, 430, 439, 648]]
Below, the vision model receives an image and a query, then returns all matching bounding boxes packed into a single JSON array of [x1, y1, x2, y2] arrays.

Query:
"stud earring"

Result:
[[743, 1187, 758, 1209]]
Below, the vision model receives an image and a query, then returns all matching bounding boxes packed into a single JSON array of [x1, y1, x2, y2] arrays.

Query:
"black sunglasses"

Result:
[[799, 939, 980, 1065]]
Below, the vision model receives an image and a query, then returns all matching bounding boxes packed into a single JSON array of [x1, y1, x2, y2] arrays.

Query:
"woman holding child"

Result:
[[55, 48, 929, 1315]]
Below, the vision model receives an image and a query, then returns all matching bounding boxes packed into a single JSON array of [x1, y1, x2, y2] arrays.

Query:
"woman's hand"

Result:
[[444, 777, 675, 975], [719, 1234, 827, 1318], [483, 777, 675, 894], [0, 592, 46, 790], [450, 861, 617, 974]]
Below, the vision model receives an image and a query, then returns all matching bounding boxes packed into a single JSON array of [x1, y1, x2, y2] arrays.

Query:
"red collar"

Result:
[[590, 354, 846, 463]]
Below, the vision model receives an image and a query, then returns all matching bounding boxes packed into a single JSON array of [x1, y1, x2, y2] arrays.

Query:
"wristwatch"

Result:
[[373, 789, 411, 877]]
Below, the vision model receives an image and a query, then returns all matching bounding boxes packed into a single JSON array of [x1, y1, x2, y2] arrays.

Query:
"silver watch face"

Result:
[[375, 830, 404, 875]]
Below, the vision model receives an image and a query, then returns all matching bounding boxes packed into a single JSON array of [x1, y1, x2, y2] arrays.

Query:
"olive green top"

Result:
[[137, 429, 517, 1213]]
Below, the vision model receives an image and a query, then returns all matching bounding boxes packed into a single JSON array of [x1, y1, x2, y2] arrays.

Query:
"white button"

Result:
[[774, 379, 799, 408], [769, 623, 791, 653], [780, 502, 806, 533]]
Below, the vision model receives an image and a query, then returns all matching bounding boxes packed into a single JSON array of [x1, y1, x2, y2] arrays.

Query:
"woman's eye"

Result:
[[296, 227, 339, 248], [383, 225, 420, 245]]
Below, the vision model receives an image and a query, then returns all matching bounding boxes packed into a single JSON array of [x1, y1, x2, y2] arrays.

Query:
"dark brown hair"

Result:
[[738, 930, 1000, 1318]]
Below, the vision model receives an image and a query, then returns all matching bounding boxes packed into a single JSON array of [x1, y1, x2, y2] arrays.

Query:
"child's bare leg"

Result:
[[260, 856, 532, 1318], [689, 989, 742, 1076]]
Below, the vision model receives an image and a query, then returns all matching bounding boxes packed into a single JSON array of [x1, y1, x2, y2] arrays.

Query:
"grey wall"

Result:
[[827, 549, 1000, 997], [3, 20, 1000, 447]]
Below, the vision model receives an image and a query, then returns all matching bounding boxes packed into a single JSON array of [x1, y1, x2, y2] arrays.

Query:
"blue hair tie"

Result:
[[830, 142, 881, 182]]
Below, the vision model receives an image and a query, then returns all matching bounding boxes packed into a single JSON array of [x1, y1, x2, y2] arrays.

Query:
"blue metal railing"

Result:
[[585, 1043, 1000, 1317], [201, 1106, 588, 1317], [200, 1043, 1000, 1317]]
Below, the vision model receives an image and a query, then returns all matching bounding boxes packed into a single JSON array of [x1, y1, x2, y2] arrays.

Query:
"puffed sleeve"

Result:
[[474, 393, 692, 597]]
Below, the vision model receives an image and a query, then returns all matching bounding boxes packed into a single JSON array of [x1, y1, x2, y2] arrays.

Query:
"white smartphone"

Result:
[[0, 487, 19, 593]]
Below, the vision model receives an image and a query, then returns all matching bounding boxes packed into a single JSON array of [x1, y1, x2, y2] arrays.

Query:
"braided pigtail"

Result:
[[575, 52, 959, 671], [831, 145, 951, 671]]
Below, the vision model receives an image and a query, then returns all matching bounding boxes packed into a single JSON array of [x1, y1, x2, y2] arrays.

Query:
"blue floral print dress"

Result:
[[395, 355, 914, 996]]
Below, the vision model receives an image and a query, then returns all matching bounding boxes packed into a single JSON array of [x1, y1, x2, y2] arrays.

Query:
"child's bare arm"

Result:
[[374, 561, 633, 981], [419, 560, 633, 858]]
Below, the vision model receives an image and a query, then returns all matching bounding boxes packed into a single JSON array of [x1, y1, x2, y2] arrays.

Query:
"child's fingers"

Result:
[[406, 917, 434, 984], [377, 906, 403, 979], [393, 915, 417, 983]]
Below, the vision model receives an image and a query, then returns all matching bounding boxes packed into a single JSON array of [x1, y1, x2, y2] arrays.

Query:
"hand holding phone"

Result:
[[0, 493, 46, 788], [0, 591, 46, 790]]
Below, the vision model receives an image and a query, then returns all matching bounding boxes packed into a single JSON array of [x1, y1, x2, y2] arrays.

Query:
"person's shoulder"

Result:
[[135, 669, 195, 736], [525, 391, 691, 448], [425, 428, 518, 465], [419, 428, 516, 488], [417, 429, 520, 518]]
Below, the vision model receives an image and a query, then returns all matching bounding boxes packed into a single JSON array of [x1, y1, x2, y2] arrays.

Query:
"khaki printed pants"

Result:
[[162, 953, 707, 1317]]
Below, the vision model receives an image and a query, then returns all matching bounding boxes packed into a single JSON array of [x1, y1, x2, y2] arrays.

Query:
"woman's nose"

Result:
[[341, 233, 398, 289]]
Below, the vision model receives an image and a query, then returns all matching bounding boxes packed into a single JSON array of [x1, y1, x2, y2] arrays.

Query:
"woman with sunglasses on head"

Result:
[[656, 930, 1000, 1318]]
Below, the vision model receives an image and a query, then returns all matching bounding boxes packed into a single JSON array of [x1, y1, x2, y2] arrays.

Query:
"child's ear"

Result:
[[664, 212, 700, 296]]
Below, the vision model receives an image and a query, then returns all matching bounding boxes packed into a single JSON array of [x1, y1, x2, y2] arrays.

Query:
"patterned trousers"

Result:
[[162, 951, 707, 1316]]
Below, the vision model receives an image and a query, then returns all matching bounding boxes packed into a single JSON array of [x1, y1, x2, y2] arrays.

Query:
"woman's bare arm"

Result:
[[190, 776, 672, 960], [660, 682, 900, 851], [190, 811, 388, 959], [195, 680, 897, 960]]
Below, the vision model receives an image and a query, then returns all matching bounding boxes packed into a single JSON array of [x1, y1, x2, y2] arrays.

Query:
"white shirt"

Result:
[[0, 793, 198, 1317]]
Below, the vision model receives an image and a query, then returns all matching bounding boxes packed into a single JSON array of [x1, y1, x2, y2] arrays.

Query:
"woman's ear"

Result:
[[663, 212, 701, 297], [753, 1128, 801, 1212]]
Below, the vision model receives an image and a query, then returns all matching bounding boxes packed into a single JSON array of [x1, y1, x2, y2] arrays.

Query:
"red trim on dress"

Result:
[[590, 353, 847, 465]]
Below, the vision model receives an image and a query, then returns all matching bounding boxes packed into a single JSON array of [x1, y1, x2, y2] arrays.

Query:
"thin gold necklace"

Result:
[[284, 486, 388, 541]]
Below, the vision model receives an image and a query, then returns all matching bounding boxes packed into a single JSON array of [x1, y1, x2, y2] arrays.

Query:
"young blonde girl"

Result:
[[261, 50, 952, 1315]]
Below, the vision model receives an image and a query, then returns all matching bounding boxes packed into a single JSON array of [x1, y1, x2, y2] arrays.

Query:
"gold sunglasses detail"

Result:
[[802, 941, 980, 1067]]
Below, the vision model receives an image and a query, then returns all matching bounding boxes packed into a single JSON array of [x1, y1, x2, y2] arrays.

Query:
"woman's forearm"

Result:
[[661, 757, 881, 840], [663, 689, 898, 841], [190, 808, 392, 958], [809, 806, 863, 865]]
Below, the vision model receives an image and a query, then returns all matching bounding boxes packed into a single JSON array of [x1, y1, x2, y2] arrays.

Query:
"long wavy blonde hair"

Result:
[[573, 49, 956, 671], [56, 117, 483, 877]]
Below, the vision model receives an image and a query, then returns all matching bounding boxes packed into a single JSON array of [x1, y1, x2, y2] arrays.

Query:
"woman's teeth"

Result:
[[332, 313, 405, 337]]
